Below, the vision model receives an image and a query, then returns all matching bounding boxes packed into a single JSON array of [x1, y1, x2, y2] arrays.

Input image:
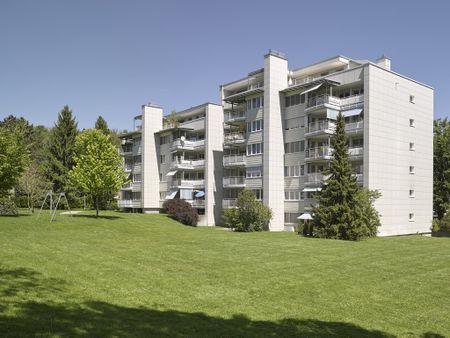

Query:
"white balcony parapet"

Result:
[[223, 176, 246, 187], [223, 155, 246, 166], [118, 200, 142, 208], [345, 121, 364, 133], [223, 198, 238, 208], [133, 164, 142, 172], [306, 95, 341, 110], [170, 159, 205, 170], [170, 139, 205, 151], [190, 199, 206, 208], [171, 179, 205, 189], [305, 173, 325, 185], [224, 111, 246, 124], [224, 133, 246, 145], [305, 146, 333, 160], [306, 120, 335, 135], [348, 147, 364, 157]]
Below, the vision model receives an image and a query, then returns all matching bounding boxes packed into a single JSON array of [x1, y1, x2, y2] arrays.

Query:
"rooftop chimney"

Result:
[[376, 54, 391, 70]]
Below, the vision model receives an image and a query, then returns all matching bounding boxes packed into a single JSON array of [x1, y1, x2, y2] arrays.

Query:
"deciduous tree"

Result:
[[433, 118, 450, 219]]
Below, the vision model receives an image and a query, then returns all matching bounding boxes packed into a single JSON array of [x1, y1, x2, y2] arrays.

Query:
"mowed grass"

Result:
[[0, 211, 449, 337]]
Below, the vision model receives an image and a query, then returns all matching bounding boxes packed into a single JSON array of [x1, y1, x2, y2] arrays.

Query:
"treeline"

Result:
[[0, 106, 125, 216]]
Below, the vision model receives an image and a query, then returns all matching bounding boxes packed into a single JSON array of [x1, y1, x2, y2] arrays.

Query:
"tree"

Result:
[[433, 118, 450, 219], [46, 106, 78, 194], [312, 113, 380, 240], [163, 110, 180, 129], [69, 129, 128, 217], [0, 127, 29, 196], [95, 115, 109, 135], [223, 190, 272, 232], [18, 163, 51, 213]]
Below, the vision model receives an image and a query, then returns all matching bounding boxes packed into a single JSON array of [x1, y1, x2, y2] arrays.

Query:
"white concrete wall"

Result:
[[366, 64, 433, 235], [263, 53, 288, 231], [142, 104, 163, 213], [205, 104, 224, 225]]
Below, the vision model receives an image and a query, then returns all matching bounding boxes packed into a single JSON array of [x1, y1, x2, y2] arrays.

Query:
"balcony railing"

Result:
[[305, 173, 325, 185], [118, 200, 142, 208], [170, 159, 205, 170], [121, 182, 132, 190], [345, 121, 364, 133], [306, 95, 341, 110], [223, 155, 246, 166], [224, 111, 246, 124], [354, 173, 364, 184], [224, 133, 246, 145], [170, 139, 205, 151], [190, 199, 206, 208], [305, 147, 333, 160], [223, 198, 238, 208], [223, 176, 246, 187], [124, 165, 133, 172], [348, 147, 364, 157], [306, 121, 335, 135], [171, 179, 205, 188], [133, 164, 142, 172]]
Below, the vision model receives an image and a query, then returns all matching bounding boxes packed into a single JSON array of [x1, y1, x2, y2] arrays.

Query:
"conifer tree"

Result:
[[46, 106, 78, 194], [312, 113, 380, 240], [433, 118, 450, 219], [95, 115, 109, 135]]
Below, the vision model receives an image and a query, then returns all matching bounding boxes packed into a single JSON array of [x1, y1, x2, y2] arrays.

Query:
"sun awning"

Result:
[[195, 191, 205, 198], [302, 187, 322, 192], [342, 108, 363, 117], [301, 83, 322, 95], [165, 190, 178, 200], [297, 213, 313, 220], [166, 170, 178, 176]]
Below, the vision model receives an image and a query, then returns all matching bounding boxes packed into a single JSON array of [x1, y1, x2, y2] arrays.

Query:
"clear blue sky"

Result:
[[1, 0, 449, 130]]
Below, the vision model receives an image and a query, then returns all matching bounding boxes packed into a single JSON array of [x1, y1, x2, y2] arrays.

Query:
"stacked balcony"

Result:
[[170, 159, 205, 170], [223, 176, 246, 188], [170, 139, 205, 152], [223, 155, 246, 167], [170, 179, 205, 189]]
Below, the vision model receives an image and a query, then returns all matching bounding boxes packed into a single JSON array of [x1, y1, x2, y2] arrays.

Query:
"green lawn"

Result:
[[0, 211, 449, 337]]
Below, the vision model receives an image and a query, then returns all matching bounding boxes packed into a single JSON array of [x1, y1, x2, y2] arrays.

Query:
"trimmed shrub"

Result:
[[0, 197, 18, 216], [162, 199, 199, 226]]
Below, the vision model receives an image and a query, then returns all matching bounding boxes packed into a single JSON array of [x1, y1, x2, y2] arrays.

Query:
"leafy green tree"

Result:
[[69, 129, 128, 217], [433, 118, 450, 219], [46, 106, 78, 194], [95, 115, 109, 135], [18, 163, 51, 213], [223, 190, 272, 232], [312, 113, 380, 240], [0, 127, 29, 197]]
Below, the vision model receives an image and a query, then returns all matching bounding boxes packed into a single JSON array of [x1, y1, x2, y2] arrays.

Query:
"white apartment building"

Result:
[[119, 51, 433, 236]]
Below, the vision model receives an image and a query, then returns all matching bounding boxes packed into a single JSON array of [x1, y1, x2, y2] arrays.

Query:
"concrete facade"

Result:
[[119, 52, 433, 236]]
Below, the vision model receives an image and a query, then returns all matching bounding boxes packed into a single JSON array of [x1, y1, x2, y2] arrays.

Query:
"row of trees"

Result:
[[0, 106, 126, 216]]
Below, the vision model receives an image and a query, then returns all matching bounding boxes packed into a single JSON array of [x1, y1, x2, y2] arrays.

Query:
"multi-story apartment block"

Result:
[[119, 51, 433, 236]]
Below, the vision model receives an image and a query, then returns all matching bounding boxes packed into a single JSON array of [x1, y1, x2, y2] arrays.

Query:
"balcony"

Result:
[[305, 147, 333, 161], [190, 199, 206, 208], [171, 179, 205, 189], [354, 173, 364, 185], [223, 176, 246, 188], [224, 111, 246, 125], [124, 165, 133, 172], [305, 120, 335, 137], [348, 147, 364, 159], [170, 159, 205, 170], [345, 121, 364, 134], [120, 147, 133, 156], [306, 95, 341, 111], [133, 163, 142, 172], [224, 133, 246, 146], [170, 139, 205, 152], [223, 155, 246, 167], [305, 173, 326, 186], [223, 198, 238, 208], [118, 200, 142, 208], [132, 182, 142, 192], [120, 182, 132, 190]]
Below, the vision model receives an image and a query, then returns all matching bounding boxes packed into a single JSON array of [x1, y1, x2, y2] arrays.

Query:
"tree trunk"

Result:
[[95, 196, 99, 218]]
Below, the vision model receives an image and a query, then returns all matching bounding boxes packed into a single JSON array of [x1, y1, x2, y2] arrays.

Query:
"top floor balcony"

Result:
[[306, 94, 364, 112]]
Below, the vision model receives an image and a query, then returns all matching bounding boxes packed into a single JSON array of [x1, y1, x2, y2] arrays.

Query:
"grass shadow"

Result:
[[71, 214, 123, 220]]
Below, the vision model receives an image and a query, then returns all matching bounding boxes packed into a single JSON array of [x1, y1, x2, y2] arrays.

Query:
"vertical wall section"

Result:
[[263, 53, 288, 231], [142, 104, 163, 213]]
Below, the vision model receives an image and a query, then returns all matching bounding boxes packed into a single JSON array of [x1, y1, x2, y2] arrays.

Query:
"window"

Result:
[[247, 143, 263, 156], [247, 95, 264, 110], [409, 213, 415, 222], [409, 166, 415, 174], [160, 154, 166, 164], [409, 142, 415, 151], [246, 166, 263, 178], [300, 165, 305, 176], [352, 138, 364, 148], [160, 135, 170, 145], [410, 95, 415, 104], [284, 213, 301, 223], [285, 118, 300, 130], [285, 141, 304, 154], [133, 174, 142, 182], [284, 165, 301, 177], [409, 119, 415, 127], [253, 189, 263, 200], [247, 119, 264, 132], [285, 190, 301, 201], [285, 93, 305, 107], [409, 189, 415, 198]]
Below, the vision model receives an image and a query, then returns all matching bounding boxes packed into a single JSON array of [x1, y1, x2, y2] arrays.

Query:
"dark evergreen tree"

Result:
[[433, 118, 450, 219], [312, 113, 380, 240], [95, 115, 109, 135], [46, 106, 78, 194]]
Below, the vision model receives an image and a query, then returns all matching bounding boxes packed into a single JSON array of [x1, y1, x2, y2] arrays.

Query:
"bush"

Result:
[[0, 197, 18, 216], [432, 211, 450, 235], [162, 199, 199, 226]]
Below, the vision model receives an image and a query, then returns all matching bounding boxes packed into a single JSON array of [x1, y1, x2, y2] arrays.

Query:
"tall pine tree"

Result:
[[433, 118, 450, 219], [46, 106, 78, 194], [312, 112, 380, 240], [95, 115, 109, 135]]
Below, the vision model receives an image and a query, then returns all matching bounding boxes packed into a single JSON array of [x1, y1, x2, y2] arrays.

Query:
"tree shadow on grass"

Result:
[[0, 267, 445, 338], [71, 214, 123, 220]]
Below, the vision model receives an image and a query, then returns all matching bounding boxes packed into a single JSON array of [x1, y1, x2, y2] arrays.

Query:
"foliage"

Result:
[[0, 197, 18, 216], [95, 116, 109, 135], [18, 163, 52, 213], [0, 127, 29, 196], [312, 113, 380, 240], [223, 190, 272, 232], [163, 110, 180, 129], [68, 129, 128, 217], [45, 106, 79, 196], [432, 210, 450, 234], [162, 199, 199, 226], [433, 118, 450, 219]]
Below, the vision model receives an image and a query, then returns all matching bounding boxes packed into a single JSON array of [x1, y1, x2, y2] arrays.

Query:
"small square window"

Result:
[[409, 166, 415, 174], [409, 189, 415, 198], [410, 95, 415, 103], [409, 142, 415, 151], [409, 213, 415, 222], [409, 119, 415, 127]]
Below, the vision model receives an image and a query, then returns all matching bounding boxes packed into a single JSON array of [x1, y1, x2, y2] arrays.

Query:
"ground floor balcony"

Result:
[[223, 176, 246, 188], [170, 159, 205, 170], [118, 200, 142, 208], [223, 155, 246, 167], [222, 198, 238, 208], [170, 179, 205, 189], [189, 199, 205, 208]]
